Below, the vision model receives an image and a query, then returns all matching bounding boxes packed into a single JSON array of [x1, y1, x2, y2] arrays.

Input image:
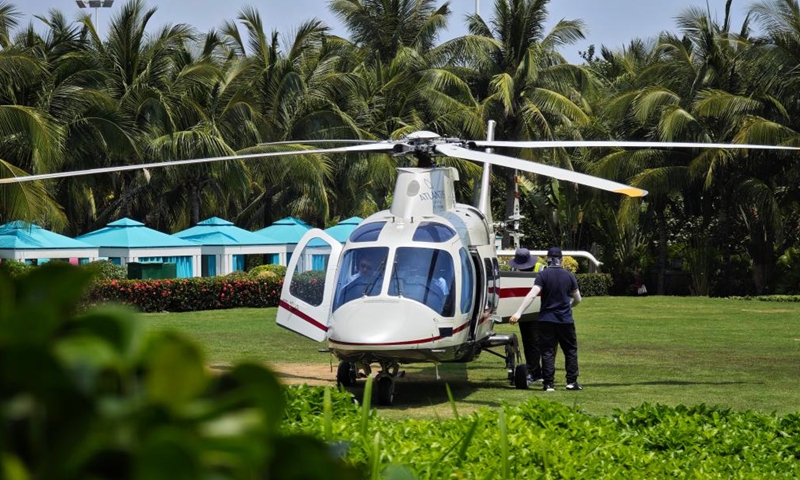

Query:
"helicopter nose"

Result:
[[328, 299, 439, 346]]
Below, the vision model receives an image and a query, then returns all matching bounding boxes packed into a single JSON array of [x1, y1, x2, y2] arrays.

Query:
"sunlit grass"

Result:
[[141, 297, 800, 418]]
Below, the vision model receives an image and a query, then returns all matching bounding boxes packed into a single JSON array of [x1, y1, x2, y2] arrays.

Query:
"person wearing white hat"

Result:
[[508, 248, 545, 384], [510, 247, 583, 392]]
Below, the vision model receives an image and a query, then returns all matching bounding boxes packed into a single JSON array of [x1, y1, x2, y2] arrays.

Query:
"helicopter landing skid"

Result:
[[375, 362, 400, 406], [478, 334, 529, 390]]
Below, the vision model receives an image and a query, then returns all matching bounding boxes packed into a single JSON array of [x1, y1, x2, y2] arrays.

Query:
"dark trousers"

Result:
[[517, 313, 541, 378], [540, 321, 579, 384]]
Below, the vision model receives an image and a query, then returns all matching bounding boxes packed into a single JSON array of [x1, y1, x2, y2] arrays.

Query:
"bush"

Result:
[[576, 273, 612, 296], [289, 270, 326, 307], [84, 276, 284, 313], [250, 263, 288, 279], [562, 256, 579, 273], [0, 264, 359, 479], [0, 259, 31, 277], [82, 259, 127, 282]]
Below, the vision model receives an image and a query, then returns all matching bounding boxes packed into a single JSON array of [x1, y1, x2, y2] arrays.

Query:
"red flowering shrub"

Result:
[[84, 276, 284, 312], [288, 271, 326, 307]]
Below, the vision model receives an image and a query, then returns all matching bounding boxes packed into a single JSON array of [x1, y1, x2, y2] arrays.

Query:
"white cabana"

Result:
[[174, 217, 287, 276], [76, 218, 202, 278], [0, 221, 99, 264]]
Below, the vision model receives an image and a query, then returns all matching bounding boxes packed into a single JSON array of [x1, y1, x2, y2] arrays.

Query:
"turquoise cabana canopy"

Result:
[[174, 217, 286, 275], [308, 216, 363, 247], [324, 216, 363, 243], [254, 216, 312, 245], [0, 221, 99, 263], [76, 218, 202, 278], [306, 217, 363, 269]]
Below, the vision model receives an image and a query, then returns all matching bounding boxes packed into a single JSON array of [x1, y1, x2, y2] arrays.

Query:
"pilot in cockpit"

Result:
[[340, 253, 382, 303]]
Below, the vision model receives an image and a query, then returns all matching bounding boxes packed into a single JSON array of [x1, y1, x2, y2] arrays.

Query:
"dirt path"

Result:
[[267, 362, 338, 386]]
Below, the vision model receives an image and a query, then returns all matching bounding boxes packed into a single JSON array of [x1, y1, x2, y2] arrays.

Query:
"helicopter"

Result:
[[271, 122, 800, 405], [3, 122, 799, 405]]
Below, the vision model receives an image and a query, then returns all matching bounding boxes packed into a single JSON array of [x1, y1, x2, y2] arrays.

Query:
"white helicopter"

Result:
[[270, 122, 800, 405], [3, 121, 798, 405]]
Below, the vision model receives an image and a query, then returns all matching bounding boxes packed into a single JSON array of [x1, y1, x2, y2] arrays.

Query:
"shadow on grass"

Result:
[[344, 361, 520, 410], [589, 379, 754, 387]]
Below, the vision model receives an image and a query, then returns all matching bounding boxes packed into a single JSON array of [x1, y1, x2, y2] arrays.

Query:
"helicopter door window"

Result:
[[484, 258, 498, 312], [412, 222, 456, 242], [348, 222, 386, 243], [389, 247, 455, 316], [459, 248, 474, 314], [288, 241, 337, 307], [333, 247, 389, 310]]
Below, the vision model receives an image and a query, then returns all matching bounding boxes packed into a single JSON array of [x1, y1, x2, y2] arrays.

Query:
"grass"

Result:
[[141, 296, 800, 419]]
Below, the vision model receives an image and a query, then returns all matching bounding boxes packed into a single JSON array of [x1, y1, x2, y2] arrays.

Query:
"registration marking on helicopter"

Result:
[[328, 320, 471, 346], [278, 300, 327, 333]]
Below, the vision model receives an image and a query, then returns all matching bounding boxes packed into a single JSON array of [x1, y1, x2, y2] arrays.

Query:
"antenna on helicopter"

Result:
[[509, 172, 525, 250], [475, 120, 495, 225]]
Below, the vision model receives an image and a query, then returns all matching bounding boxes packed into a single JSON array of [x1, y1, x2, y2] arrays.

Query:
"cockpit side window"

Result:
[[332, 247, 389, 311], [388, 247, 455, 316], [349, 222, 385, 243], [412, 222, 456, 242]]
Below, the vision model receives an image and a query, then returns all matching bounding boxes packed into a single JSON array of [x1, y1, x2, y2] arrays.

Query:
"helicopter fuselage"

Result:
[[277, 167, 522, 366]]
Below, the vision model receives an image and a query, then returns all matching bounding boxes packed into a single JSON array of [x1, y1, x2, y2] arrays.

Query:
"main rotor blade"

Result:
[[473, 140, 800, 151], [258, 139, 379, 146], [0, 143, 395, 184], [435, 144, 647, 198]]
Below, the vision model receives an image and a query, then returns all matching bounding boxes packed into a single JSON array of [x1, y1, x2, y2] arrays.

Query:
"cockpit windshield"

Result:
[[388, 247, 455, 317], [332, 247, 389, 310]]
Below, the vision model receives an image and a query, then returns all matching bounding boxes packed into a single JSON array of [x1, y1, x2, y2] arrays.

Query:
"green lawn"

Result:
[[141, 296, 800, 418]]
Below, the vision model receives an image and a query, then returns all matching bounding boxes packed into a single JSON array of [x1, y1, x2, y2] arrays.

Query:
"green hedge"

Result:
[[730, 295, 800, 302], [576, 273, 612, 296], [84, 276, 283, 312], [283, 384, 800, 479]]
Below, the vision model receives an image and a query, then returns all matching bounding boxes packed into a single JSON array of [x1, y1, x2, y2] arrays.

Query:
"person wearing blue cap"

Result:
[[509, 246, 583, 391]]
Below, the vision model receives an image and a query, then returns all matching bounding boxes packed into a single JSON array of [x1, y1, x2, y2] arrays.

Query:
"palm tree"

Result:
[[328, 0, 450, 64], [0, 5, 68, 228], [220, 8, 357, 228], [445, 0, 595, 248]]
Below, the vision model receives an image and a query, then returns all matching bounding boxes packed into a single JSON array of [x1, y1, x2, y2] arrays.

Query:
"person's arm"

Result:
[[571, 289, 582, 308], [509, 285, 541, 324]]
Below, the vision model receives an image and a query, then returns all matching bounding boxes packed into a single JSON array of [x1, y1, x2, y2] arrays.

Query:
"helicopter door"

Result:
[[276, 229, 343, 342], [467, 252, 485, 340]]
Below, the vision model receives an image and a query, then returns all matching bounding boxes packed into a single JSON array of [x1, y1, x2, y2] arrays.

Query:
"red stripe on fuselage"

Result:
[[498, 287, 540, 298], [278, 300, 328, 332]]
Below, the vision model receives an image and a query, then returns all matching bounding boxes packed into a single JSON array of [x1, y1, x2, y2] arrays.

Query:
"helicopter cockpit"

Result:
[[387, 247, 455, 316], [332, 221, 458, 316]]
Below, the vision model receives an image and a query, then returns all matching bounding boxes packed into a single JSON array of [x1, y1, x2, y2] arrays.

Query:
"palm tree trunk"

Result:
[[190, 183, 201, 226], [748, 223, 775, 294], [656, 208, 667, 295]]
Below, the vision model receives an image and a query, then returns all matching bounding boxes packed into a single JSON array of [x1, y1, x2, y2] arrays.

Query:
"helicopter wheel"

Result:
[[376, 375, 395, 406], [514, 364, 530, 390], [336, 361, 357, 387], [505, 342, 517, 383]]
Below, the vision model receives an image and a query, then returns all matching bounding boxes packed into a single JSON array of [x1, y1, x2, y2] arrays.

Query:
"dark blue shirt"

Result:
[[534, 267, 579, 323]]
